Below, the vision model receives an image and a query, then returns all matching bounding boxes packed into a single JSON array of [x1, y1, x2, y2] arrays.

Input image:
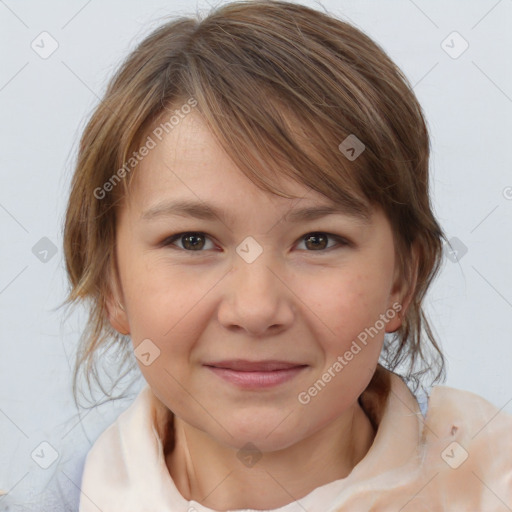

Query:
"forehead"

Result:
[[131, 111, 237, 187], [129, 111, 306, 201], [125, 110, 374, 227]]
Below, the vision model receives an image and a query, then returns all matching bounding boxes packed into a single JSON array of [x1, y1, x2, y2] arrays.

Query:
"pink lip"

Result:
[[204, 362, 308, 389], [205, 359, 305, 371]]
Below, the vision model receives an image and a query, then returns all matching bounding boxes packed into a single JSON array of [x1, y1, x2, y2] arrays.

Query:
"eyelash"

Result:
[[160, 231, 351, 254]]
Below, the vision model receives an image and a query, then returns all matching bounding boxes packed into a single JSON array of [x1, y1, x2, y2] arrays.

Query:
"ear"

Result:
[[104, 253, 131, 336], [385, 241, 420, 334]]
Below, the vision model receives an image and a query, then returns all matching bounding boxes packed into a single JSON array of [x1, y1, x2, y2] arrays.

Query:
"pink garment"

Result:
[[78, 368, 512, 511]]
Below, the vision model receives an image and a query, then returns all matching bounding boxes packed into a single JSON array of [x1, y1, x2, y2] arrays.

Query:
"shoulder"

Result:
[[79, 384, 178, 511], [82, 385, 154, 467], [79, 385, 155, 510], [420, 384, 512, 509], [425, 384, 512, 442]]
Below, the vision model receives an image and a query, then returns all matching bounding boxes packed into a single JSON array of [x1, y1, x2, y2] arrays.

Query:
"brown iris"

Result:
[[304, 233, 328, 250]]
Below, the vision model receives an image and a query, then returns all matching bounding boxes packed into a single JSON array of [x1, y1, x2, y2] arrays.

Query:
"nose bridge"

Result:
[[218, 237, 294, 335], [232, 237, 280, 298]]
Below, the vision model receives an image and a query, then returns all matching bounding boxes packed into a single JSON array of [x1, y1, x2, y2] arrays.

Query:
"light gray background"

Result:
[[1, 0, 511, 509]]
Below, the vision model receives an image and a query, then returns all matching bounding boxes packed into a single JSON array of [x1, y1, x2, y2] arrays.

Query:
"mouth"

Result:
[[204, 360, 308, 389], [204, 360, 307, 371]]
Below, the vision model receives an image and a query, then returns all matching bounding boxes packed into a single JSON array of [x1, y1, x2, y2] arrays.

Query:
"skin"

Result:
[[106, 111, 418, 510]]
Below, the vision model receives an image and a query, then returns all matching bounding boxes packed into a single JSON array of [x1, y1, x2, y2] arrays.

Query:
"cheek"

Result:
[[294, 272, 389, 415], [303, 267, 392, 334], [121, 258, 220, 383], [120, 254, 203, 334]]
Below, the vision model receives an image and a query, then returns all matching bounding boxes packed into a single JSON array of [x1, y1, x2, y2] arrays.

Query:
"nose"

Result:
[[217, 248, 295, 337]]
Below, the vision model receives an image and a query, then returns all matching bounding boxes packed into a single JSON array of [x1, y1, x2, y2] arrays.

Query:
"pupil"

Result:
[[307, 233, 326, 250], [184, 233, 203, 250]]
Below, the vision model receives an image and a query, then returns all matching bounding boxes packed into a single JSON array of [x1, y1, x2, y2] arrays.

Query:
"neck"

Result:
[[165, 399, 376, 510]]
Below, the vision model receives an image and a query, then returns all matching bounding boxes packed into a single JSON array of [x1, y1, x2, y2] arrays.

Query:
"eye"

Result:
[[161, 231, 349, 252], [296, 232, 349, 252], [162, 232, 216, 252]]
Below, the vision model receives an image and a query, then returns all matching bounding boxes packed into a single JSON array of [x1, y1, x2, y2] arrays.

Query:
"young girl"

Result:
[[62, 1, 512, 510]]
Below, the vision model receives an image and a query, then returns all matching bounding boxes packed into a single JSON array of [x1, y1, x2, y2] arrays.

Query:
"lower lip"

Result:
[[205, 365, 307, 389]]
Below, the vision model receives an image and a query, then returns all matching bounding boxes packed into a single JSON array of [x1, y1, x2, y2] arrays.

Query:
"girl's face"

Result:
[[109, 111, 411, 452]]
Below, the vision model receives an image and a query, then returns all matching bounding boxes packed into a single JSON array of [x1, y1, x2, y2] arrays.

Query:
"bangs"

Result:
[[120, 25, 377, 223]]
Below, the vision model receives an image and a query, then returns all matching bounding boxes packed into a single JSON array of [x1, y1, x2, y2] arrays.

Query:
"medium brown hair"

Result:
[[62, 0, 446, 408]]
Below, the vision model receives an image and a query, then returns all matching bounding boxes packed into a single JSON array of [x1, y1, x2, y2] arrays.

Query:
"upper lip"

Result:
[[204, 360, 307, 371]]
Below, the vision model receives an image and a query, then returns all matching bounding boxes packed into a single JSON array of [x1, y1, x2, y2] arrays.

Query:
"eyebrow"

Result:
[[140, 198, 372, 225]]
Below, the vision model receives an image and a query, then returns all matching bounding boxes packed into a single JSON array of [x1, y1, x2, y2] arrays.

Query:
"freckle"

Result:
[[450, 425, 458, 436]]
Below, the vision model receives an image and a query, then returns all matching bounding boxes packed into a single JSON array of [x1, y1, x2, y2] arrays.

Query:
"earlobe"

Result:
[[105, 255, 131, 336], [106, 298, 130, 335], [105, 294, 130, 335], [385, 303, 404, 333]]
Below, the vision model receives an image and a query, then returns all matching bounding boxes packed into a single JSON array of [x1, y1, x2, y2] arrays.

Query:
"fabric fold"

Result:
[[78, 369, 512, 512]]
